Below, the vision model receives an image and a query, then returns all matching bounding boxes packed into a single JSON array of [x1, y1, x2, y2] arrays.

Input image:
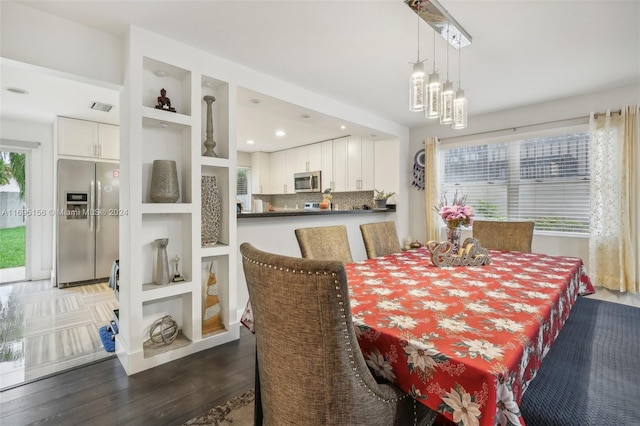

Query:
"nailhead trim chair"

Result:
[[472, 220, 535, 253], [240, 243, 435, 426], [360, 221, 403, 259], [295, 225, 354, 263]]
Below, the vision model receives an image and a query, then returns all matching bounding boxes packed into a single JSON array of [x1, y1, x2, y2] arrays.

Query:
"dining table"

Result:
[[345, 247, 595, 426]]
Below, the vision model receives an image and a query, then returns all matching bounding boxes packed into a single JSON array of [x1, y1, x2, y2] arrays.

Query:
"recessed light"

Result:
[[203, 81, 212, 88], [275, 130, 286, 137], [159, 122, 169, 128], [154, 70, 167, 77], [6, 87, 28, 95], [246, 140, 255, 145], [250, 98, 261, 104], [340, 125, 346, 130]]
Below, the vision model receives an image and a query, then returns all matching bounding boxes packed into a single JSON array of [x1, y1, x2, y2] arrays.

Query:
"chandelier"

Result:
[[405, 0, 470, 129]]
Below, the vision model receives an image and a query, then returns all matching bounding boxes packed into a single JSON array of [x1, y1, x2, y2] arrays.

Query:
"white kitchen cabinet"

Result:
[[269, 150, 288, 194], [251, 151, 270, 194], [321, 140, 334, 191], [332, 138, 348, 192], [291, 143, 322, 173], [345, 137, 374, 191], [374, 139, 399, 195], [117, 31, 238, 375], [57, 117, 119, 160]]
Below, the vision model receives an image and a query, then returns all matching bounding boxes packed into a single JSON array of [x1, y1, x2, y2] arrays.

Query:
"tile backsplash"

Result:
[[252, 191, 376, 211]]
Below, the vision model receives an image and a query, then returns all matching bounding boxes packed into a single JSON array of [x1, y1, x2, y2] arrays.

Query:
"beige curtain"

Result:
[[424, 137, 440, 241], [589, 104, 639, 292]]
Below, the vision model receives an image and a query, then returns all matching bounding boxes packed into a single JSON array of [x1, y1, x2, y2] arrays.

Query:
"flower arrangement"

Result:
[[434, 191, 474, 229]]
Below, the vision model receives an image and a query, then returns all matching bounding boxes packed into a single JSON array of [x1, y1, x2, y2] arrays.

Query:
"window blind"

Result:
[[439, 127, 590, 234]]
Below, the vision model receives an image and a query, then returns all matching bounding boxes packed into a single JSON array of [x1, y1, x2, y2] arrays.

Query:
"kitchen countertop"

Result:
[[238, 208, 393, 219]]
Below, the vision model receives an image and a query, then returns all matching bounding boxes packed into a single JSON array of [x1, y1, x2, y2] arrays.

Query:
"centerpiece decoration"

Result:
[[434, 191, 474, 253]]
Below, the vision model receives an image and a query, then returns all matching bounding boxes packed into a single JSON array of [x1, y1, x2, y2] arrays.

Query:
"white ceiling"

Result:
[[2, 1, 639, 152]]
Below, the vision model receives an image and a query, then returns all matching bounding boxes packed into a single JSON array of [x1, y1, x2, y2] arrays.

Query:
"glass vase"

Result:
[[446, 225, 462, 253]]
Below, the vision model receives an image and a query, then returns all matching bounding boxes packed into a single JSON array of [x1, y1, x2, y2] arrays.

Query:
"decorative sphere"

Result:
[[149, 315, 179, 345]]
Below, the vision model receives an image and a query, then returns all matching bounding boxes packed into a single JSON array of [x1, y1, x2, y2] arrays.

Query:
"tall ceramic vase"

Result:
[[150, 160, 179, 203], [201, 176, 221, 246], [153, 238, 171, 285]]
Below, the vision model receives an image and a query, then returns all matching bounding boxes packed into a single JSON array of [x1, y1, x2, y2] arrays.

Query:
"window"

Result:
[[236, 167, 251, 212], [439, 125, 590, 234]]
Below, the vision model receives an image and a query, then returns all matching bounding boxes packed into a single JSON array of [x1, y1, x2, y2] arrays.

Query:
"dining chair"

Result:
[[240, 243, 436, 426], [295, 225, 353, 263], [360, 221, 402, 259], [472, 220, 535, 253]]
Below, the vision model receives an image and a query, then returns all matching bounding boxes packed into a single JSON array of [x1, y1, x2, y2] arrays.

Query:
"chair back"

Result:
[[472, 220, 535, 252], [240, 243, 421, 425], [360, 221, 402, 259], [295, 225, 353, 263]]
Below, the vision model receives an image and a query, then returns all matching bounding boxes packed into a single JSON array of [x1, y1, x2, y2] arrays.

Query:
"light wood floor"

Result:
[[0, 280, 118, 390]]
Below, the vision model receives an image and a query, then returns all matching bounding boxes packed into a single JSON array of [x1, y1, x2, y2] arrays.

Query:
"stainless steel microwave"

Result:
[[294, 171, 321, 193]]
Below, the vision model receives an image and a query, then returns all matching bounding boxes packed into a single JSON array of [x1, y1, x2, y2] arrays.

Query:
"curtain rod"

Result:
[[440, 115, 589, 143], [593, 109, 622, 119], [0, 138, 41, 149]]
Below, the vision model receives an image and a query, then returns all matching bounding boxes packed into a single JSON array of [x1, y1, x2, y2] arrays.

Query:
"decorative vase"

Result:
[[150, 160, 179, 203], [202, 95, 218, 157], [153, 238, 171, 285], [446, 225, 462, 253], [202, 261, 225, 335], [201, 175, 222, 246]]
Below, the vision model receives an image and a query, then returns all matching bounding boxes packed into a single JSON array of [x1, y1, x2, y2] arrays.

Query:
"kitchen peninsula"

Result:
[[236, 207, 396, 319]]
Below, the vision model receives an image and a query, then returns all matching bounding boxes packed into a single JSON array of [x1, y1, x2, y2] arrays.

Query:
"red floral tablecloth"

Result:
[[346, 248, 594, 426]]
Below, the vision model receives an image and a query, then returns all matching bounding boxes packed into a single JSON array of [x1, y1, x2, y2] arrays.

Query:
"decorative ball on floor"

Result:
[[149, 315, 179, 345]]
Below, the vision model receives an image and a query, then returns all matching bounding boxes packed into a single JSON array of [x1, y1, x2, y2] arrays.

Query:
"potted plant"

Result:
[[373, 189, 395, 210]]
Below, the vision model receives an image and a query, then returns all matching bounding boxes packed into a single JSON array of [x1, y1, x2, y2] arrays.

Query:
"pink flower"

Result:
[[434, 191, 474, 227]]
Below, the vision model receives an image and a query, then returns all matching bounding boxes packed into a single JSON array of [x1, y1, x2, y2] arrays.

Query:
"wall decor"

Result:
[[150, 160, 179, 203], [426, 237, 491, 267], [201, 175, 222, 246], [202, 261, 225, 335], [155, 88, 176, 112], [202, 95, 218, 157], [148, 315, 179, 345], [412, 148, 425, 190]]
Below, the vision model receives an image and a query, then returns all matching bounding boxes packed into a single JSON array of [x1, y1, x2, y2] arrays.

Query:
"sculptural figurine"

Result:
[[171, 254, 185, 282], [155, 88, 176, 112]]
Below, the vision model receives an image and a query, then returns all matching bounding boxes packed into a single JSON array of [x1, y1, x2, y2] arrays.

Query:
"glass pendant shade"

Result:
[[440, 81, 455, 124], [452, 89, 468, 129], [426, 72, 441, 119], [409, 62, 426, 112]]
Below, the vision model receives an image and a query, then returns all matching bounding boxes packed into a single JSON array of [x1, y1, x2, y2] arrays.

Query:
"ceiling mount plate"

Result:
[[405, 0, 472, 48]]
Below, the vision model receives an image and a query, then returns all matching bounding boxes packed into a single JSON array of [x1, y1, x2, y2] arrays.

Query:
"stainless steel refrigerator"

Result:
[[57, 159, 119, 287]]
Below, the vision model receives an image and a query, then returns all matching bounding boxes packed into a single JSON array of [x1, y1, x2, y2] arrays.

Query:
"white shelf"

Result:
[[201, 156, 230, 168], [141, 280, 193, 302], [141, 203, 193, 214], [201, 242, 230, 257], [142, 106, 192, 127]]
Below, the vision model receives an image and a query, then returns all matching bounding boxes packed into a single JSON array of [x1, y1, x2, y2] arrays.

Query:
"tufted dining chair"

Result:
[[240, 243, 436, 426], [360, 221, 402, 259], [472, 220, 535, 253], [295, 225, 353, 263]]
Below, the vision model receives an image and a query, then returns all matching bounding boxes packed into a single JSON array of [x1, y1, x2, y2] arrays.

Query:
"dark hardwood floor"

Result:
[[0, 327, 256, 426]]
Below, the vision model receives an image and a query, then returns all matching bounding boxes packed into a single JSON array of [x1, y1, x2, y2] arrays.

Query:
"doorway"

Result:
[[0, 149, 27, 284]]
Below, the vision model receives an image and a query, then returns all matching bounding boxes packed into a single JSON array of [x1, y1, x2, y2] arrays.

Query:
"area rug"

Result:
[[184, 389, 254, 425]]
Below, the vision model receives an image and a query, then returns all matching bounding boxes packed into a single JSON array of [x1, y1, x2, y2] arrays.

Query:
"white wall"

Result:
[[237, 151, 252, 168], [0, 118, 55, 280], [407, 83, 640, 271]]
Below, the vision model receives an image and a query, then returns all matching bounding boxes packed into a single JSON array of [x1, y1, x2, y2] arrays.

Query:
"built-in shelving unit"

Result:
[[117, 27, 239, 374]]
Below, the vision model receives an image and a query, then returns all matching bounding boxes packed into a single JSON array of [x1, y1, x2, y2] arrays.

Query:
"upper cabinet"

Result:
[[58, 117, 119, 160], [292, 144, 322, 173], [332, 137, 373, 192], [251, 151, 270, 194]]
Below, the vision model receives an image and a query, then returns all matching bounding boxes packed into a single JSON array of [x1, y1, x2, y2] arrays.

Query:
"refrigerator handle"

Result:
[[97, 180, 102, 232], [90, 180, 95, 231]]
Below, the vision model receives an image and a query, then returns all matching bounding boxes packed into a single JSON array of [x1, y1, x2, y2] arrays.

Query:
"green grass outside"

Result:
[[0, 226, 25, 268]]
